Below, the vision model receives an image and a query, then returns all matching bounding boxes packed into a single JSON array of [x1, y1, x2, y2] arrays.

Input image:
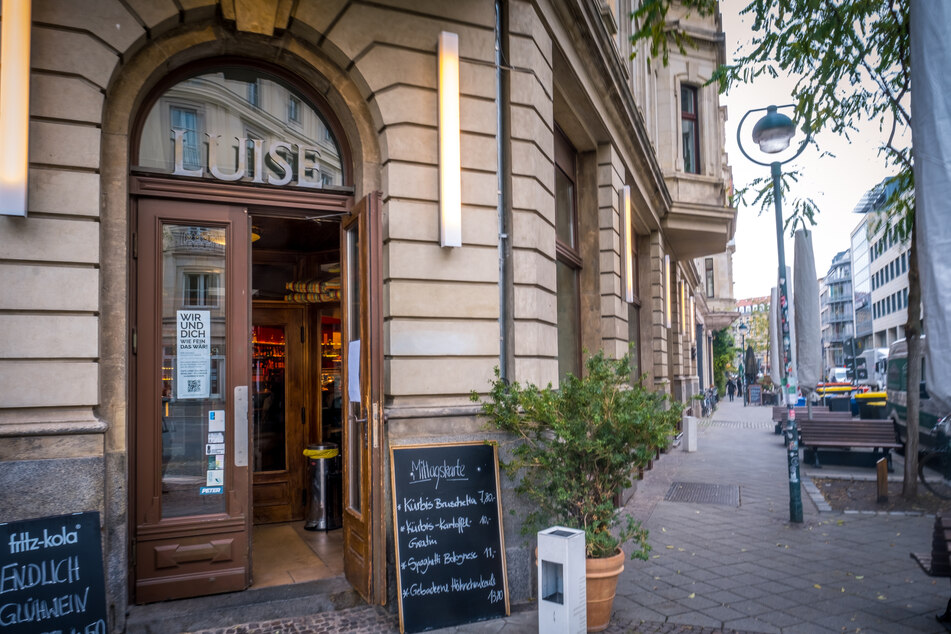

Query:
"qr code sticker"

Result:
[[187, 379, 201, 393]]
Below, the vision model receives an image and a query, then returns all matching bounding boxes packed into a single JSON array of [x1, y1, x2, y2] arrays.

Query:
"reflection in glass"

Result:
[[556, 259, 581, 381], [682, 119, 697, 173], [252, 326, 287, 473], [138, 68, 344, 188], [161, 225, 227, 518], [554, 168, 575, 248]]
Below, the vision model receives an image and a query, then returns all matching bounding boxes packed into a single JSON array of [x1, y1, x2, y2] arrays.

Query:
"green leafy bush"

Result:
[[471, 351, 681, 559]]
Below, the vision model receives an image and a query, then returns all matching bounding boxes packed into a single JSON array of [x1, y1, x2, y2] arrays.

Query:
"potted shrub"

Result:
[[471, 351, 681, 631]]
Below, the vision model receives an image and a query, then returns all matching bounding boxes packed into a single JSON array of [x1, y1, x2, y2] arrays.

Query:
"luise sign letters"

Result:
[[172, 129, 326, 188]]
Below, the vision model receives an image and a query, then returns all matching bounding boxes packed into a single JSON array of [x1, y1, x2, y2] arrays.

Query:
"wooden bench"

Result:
[[911, 514, 951, 624], [797, 418, 901, 470]]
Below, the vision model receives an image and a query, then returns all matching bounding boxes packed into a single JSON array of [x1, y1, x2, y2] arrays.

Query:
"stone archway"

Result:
[[97, 17, 381, 622]]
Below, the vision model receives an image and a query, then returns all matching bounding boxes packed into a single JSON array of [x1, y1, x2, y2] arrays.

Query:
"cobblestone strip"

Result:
[[698, 420, 772, 430], [801, 477, 833, 512]]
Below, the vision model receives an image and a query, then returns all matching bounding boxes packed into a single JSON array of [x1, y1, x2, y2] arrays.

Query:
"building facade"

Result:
[[0, 1, 735, 629], [820, 250, 853, 369], [869, 218, 911, 348], [849, 178, 909, 350], [850, 216, 873, 352], [696, 244, 739, 389]]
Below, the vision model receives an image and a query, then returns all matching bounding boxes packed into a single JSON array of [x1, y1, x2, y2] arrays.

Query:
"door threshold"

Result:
[[125, 576, 360, 634]]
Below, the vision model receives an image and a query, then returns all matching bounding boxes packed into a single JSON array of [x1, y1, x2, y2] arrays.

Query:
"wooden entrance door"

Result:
[[341, 193, 385, 604], [252, 305, 306, 523], [132, 199, 252, 603]]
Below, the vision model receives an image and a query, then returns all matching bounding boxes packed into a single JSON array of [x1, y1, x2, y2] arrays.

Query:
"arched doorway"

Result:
[[128, 61, 382, 605]]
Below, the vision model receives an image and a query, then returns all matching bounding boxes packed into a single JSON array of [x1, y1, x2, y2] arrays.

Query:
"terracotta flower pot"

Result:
[[585, 548, 624, 632]]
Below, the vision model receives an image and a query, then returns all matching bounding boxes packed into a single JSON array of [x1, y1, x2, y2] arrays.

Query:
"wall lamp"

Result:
[[622, 186, 634, 303], [664, 255, 671, 329], [0, 0, 31, 216], [690, 295, 696, 343], [438, 31, 462, 247]]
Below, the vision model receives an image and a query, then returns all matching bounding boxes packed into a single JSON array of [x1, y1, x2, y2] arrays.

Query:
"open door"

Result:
[[252, 305, 306, 524], [340, 192, 385, 604], [133, 199, 252, 603]]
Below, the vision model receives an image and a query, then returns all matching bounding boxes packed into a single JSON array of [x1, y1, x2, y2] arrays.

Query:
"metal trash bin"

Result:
[[826, 396, 851, 412], [303, 443, 342, 531]]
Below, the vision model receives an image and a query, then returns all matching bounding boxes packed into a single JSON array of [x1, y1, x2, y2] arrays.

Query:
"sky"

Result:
[[719, 7, 901, 300]]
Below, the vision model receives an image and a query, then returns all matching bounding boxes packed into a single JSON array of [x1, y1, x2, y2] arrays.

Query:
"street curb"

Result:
[[803, 475, 932, 517], [802, 476, 833, 512]]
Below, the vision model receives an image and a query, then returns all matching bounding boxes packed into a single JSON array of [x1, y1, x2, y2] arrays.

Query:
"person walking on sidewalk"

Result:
[[727, 378, 736, 402]]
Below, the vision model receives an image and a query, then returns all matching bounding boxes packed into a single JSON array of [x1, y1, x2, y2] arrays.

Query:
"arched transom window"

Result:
[[137, 67, 345, 189]]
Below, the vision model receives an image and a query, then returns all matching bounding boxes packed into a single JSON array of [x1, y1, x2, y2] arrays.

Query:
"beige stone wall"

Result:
[[508, 0, 559, 388], [597, 144, 627, 359]]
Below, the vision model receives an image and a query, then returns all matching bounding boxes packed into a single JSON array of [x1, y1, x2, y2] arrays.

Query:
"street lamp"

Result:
[[737, 104, 809, 524], [737, 321, 749, 406]]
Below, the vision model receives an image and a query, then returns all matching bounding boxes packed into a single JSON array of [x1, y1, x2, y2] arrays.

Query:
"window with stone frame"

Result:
[[555, 127, 581, 381], [681, 84, 700, 174]]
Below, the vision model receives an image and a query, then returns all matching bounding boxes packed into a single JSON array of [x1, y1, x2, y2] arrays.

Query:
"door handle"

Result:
[[234, 385, 248, 467]]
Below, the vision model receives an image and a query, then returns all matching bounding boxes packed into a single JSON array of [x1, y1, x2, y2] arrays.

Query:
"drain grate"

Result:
[[664, 481, 740, 507]]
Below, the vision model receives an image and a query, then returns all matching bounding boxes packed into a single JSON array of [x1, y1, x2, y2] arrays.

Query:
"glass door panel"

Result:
[[344, 223, 363, 515], [160, 225, 228, 518], [252, 325, 287, 473]]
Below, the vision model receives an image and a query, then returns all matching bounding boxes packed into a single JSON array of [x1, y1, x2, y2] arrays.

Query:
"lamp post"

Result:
[[737, 104, 809, 524], [737, 321, 749, 406]]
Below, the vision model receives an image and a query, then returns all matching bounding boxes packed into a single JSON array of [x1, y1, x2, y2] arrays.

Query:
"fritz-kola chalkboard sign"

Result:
[[0, 512, 108, 634], [390, 442, 509, 633]]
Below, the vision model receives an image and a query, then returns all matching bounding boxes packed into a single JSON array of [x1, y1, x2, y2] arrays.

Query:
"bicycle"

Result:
[[918, 415, 951, 499], [698, 387, 718, 418]]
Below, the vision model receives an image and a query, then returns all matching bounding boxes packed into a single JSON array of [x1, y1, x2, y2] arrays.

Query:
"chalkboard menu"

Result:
[[0, 512, 107, 634], [390, 442, 509, 633], [748, 384, 762, 405]]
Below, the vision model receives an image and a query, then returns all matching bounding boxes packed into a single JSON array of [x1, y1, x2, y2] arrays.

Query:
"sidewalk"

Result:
[[610, 397, 947, 633], [168, 398, 949, 633]]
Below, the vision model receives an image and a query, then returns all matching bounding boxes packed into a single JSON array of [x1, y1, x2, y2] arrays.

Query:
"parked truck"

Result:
[[857, 348, 889, 390]]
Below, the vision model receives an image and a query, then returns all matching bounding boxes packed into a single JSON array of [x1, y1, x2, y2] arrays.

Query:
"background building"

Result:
[[821, 250, 853, 370], [850, 214, 873, 353], [849, 178, 909, 351]]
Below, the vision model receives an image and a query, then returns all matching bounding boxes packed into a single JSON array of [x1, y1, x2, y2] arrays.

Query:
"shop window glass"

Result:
[[555, 128, 580, 381], [556, 259, 581, 380], [628, 303, 641, 383], [555, 168, 576, 248]]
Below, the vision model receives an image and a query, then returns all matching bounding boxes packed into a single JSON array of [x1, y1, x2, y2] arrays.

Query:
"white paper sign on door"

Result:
[[177, 309, 211, 399]]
